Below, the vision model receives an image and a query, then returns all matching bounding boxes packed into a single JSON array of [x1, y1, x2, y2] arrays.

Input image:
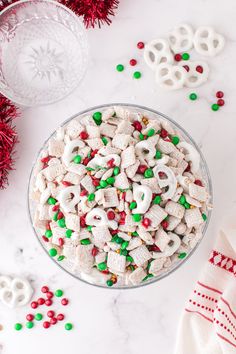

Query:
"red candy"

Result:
[[107, 158, 115, 168], [161, 220, 169, 229], [50, 318, 57, 325], [149, 244, 160, 252], [80, 189, 88, 196], [137, 41, 145, 49], [38, 297, 45, 305], [129, 59, 137, 66], [46, 292, 54, 299], [194, 179, 203, 186], [196, 65, 203, 73], [57, 212, 64, 220], [183, 65, 190, 72], [82, 157, 90, 166], [120, 211, 126, 219], [26, 314, 34, 321], [80, 131, 89, 140], [142, 217, 151, 228], [132, 121, 142, 131], [216, 91, 224, 98], [174, 54, 182, 62], [107, 210, 115, 220], [43, 321, 50, 329], [47, 310, 55, 318], [217, 98, 225, 106], [42, 236, 49, 243], [45, 299, 53, 306], [45, 222, 51, 230], [61, 298, 69, 306], [110, 229, 118, 235], [41, 286, 49, 293], [57, 314, 65, 321], [91, 247, 99, 257], [62, 180, 72, 186], [41, 156, 50, 164], [52, 204, 60, 212], [58, 238, 64, 247], [160, 129, 168, 139], [31, 301, 38, 309], [91, 149, 98, 157], [80, 215, 87, 228], [92, 179, 100, 187], [137, 165, 148, 174]]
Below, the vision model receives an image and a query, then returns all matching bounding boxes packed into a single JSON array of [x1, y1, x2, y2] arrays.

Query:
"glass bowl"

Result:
[[28, 103, 213, 289], [0, 0, 88, 106]]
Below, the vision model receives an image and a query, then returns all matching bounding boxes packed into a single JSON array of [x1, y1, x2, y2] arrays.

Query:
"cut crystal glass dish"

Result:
[[0, 0, 89, 106]]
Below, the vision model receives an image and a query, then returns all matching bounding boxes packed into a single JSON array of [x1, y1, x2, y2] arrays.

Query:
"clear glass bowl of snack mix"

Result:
[[28, 104, 213, 289], [0, 0, 88, 106]]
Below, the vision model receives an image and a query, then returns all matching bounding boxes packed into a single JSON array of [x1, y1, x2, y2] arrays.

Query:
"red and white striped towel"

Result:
[[175, 216, 236, 354]]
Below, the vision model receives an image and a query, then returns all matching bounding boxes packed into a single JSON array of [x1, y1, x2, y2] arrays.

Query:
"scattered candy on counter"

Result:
[[188, 90, 225, 111], [30, 105, 212, 288], [14, 286, 74, 331], [116, 41, 144, 79]]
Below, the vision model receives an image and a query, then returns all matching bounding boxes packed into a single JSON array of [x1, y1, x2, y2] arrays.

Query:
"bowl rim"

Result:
[[0, 0, 89, 107], [28, 103, 213, 290]]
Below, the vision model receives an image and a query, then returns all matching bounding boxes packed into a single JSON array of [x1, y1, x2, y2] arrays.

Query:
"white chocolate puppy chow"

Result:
[[30, 105, 211, 287]]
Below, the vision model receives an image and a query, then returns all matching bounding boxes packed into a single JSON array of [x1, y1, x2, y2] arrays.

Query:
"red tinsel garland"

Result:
[[59, 0, 119, 28], [0, 95, 18, 189]]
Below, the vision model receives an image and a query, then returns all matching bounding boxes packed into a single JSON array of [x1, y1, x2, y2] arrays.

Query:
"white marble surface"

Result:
[[1, 0, 236, 353]]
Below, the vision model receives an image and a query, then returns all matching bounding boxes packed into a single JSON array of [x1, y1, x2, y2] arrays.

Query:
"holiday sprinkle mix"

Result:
[[30, 105, 211, 287]]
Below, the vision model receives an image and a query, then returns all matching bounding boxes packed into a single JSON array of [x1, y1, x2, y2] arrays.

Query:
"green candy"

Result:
[[189, 93, 197, 101], [87, 193, 95, 201], [112, 235, 124, 244], [178, 195, 186, 205], [155, 150, 162, 159], [57, 255, 65, 261], [14, 323, 22, 331], [45, 229, 52, 238], [178, 252, 187, 259], [132, 231, 139, 236], [153, 195, 162, 204], [139, 133, 145, 140], [147, 128, 155, 137], [106, 177, 115, 185], [26, 321, 34, 329], [47, 197, 56, 205], [143, 274, 154, 281], [80, 238, 91, 245], [121, 241, 129, 250], [55, 289, 63, 297], [102, 137, 108, 145], [49, 248, 57, 257], [129, 201, 137, 210], [172, 136, 180, 145], [106, 280, 114, 287], [53, 212, 58, 221], [144, 168, 154, 178], [116, 64, 124, 72], [182, 52, 190, 60], [100, 180, 108, 188], [120, 249, 128, 256], [97, 262, 107, 271], [58, 218, 66, 228], [202, 213, 207, 221], [87, 225, 92, 232], [133, 71, 141, 79], [93, 111, 102, 122], [35, 313, 43, 321], [65, 229, 73, 238], [184, 202, 190, 209], [113, 166, 120, 176], [211, 103, 219, 111], [65, 323, 73, 331], [132, 213, 142, 222], [73, 155, 82, 164], [126, 255, 134, 263]]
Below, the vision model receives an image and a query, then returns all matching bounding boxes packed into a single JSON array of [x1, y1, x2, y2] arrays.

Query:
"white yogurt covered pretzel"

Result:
[[31, 105, 211, 287], [155, 63, 187, 90], [194, 26, 225, 56], [168, 23, 194, 53], [0, 275, 33, 308], [179, 60, 210, 88], [144, 38, 173, 70]]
